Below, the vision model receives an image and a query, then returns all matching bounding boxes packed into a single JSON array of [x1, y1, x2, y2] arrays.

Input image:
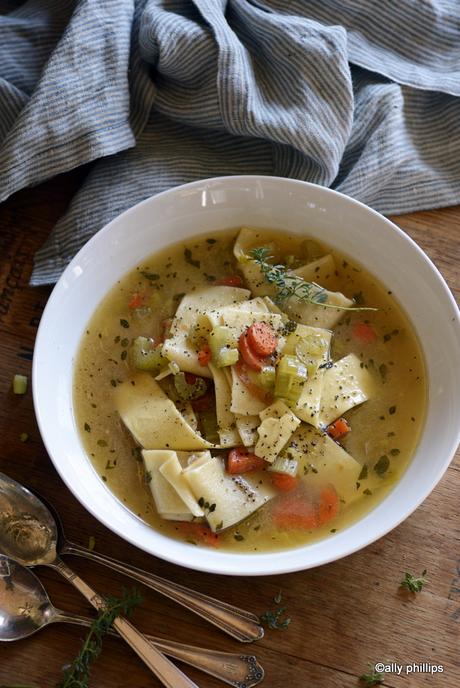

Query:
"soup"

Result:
[[74, 228, 426, 552]]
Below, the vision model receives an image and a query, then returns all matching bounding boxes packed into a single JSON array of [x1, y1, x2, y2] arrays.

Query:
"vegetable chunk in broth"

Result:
[[74, 228, 426, 552]]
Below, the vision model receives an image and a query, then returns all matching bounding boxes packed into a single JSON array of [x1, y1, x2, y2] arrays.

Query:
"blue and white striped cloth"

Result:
[[0, 1, 459, 285]]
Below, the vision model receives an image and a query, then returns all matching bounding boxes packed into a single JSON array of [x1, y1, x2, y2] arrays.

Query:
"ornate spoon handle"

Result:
[[53, 557, 199, 688], [54, 609, 264, 688], [63, 541, 263, 642]]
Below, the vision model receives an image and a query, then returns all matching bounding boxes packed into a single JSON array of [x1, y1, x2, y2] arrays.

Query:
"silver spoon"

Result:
[[0, 475, 199, 688], [0, 555, 264, 688], [0, 472, 263, 642]]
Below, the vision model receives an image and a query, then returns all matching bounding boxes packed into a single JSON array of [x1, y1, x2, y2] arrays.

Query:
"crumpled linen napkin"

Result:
[[0, 0, 459, 285]]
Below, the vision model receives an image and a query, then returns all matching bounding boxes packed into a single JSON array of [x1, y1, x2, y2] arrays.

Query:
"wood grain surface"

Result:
[[0, 172, 459, 688]]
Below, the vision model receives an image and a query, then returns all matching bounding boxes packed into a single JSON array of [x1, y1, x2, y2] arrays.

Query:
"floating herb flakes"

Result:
[[234, 532, 245, 541], [358, 464, 368, 480], [389, 448, 400, 456], [388, 405, 396, 415], [141, 271, 160, 281], [97, 439, 108, 447], [145, 470, 152, 484], [184, 247, 200, 268], [374, 455, 390, 476], [378, 363, 388, 382], [119, 318, 130, 328], [206, 238, 217, 244], [84, 422, 91, 433]]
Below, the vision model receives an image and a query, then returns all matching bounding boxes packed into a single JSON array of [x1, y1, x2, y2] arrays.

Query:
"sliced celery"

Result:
[[208, 325, 239, 367], [173, 372, 208, 401], [200, 410, 220, 444], [274, 355, 308, 404], [13, 374, 27, 395], [253, 365, 276, 391], [130, 337, 166, 373], [268, 456, 298, 477]]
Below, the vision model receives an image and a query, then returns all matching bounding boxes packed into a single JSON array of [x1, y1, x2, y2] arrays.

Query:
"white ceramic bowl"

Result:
[[33, 176, 460, 576]]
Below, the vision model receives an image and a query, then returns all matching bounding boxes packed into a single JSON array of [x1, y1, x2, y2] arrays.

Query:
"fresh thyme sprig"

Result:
[[400, 569, 428, 593], [59, 587, 142, 688], [249, 247, 377, 312], [359, 664, 384, 685], [260, 590, 291, 630]]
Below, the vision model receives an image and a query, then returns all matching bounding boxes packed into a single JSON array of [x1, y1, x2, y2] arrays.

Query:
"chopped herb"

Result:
[[378, 363, 388, 382], [59, 587, 142, 688], [359, 664, 384, 686], [260, 605, 291, 630], [19, 432, 29, 443], [119, 319, 129, 328], [206, 238, 217, 244], [88, 536, 96, 552], [141, 271, 160, 281], [374, 455, 390, 476], [389, 448, 400, 456], [215, 520, 223, 530], [131, 447, 142, 462], [358, 464, 368, 480], [209, 503, 216, 513], [198, 497, 205, 507], [330, 528, 337, 533], [110, 379, 117, 387], [383, 333, 392, 342], [281, 320, 297, 335], [363, 488, 373, 495], [105, 460, 116, 470], [101, 475, 107, 482], [184, 248, 200, 268], [249, 247, 377, 312], [120, 338, 129, 347], [121, 350, 128, 361], [400, 569, 427, 593], [234, 533, 245, 541], [114, 335, 121, 343], [84, 423, 91, 433], [388, 405, 396, 415], [145, 470, 152, 484], [97, 439, 108, 447]]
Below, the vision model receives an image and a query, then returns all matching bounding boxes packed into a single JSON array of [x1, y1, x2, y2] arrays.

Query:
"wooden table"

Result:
[[0, 171, 459, 688]]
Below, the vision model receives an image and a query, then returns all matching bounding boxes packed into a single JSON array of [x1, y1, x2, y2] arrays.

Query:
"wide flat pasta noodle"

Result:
[[319, 353, 374, 425], [162, 285, 250, 377], [209, 362, 240, 447], [114, 372, 213, 450], [291, 425, 362, 506]]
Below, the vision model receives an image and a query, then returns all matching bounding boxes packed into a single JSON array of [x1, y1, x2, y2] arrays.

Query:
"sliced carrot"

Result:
[[272, 485, 339, 530], [177, 522, 220, 547], [271, 473, 299, 492], [238, 332, 264, 371], [128, 291, 147, 309], [234, 360, 273, 403], [215, 275, 244, 287], [326, 417, 351, 441], [317, 485, 339, 525], [352, 322, 376, 343], [247, 322, 278, 357], [227, 448, 266, 474], [198, 345, 212, 366], [272, 494, 318, 529]]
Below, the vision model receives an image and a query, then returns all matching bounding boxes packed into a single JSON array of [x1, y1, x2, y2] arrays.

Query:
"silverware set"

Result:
[[0, 472, 265, 687]]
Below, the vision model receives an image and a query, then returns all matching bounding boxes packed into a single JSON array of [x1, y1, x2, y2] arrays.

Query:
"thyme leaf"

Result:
[[359, 664, 384, 685], [59, 587, 142, 687], [400, 569, 428, 593], [249, 247, 377, 312]]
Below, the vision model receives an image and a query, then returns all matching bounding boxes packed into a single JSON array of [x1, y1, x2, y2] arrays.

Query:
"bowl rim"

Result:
[[32, 175, 460, 576]]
